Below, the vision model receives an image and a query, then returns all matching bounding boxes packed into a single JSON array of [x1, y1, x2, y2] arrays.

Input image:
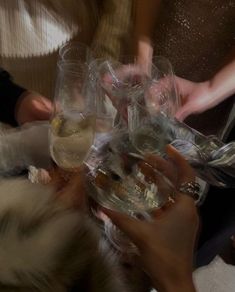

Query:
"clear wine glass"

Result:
[[49, 61, 96, 170], [128, 102, 170, 155], [88, 58, 121, 134], [144, 56, 180, 117], [59, 41, 93, 64], [98, 58, 149, 125], [90, 159, 176, 215], [87, 151, 176, 255]]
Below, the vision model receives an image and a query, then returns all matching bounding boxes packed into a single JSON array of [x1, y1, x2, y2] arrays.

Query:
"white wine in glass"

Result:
[[50, 61, 96, 170], [50, 112, 95, 169]]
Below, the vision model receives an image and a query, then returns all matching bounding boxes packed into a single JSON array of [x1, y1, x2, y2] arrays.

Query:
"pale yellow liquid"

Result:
[[50, 113, 95, 169]]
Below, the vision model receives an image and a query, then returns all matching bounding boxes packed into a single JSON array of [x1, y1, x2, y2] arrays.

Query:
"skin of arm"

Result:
[[207, 52, 235, 105], [175, 49, 235, 121], [152, 275, 196, 292], [133, 0, 161, 68]]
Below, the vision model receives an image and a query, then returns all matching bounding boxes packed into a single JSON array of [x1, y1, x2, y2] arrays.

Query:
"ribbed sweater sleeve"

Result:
[[0, 68, 26, 126], [92, 0, 133, 60]]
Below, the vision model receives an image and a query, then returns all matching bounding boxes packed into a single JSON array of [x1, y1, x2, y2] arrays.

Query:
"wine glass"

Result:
[[82, 59, 123, 173], [128, 101, 171, 156], [49, 61, 96, 170], [87, 147, 176, 254], [90, 160, 176, 214], [88, 58, 121, 134], [98, 58, 149, 125], [88, 122, 176, 254], [144, 56, 180, 117], [59, 41, 93, 64], [86, 146, 176, 253]]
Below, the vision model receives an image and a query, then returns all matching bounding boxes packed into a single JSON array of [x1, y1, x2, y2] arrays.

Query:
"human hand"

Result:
[[48, 166, 89, 211], [175, 55, 235, 121], [103, 145, 199, 291], [15, 91, 53, 125], [174, 77, 215, 121]]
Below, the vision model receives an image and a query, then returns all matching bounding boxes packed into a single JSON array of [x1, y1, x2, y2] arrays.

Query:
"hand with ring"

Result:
[[103, 145, 199, 292]]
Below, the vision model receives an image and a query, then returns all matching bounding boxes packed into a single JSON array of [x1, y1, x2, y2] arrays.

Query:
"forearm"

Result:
[[152, 272, 196, 292], [133, 0, 161, 65], [208, 58, 235, 104], [0, 68, 26, 126], [207, 47, 235, 106], [155, 278, 196, 292]]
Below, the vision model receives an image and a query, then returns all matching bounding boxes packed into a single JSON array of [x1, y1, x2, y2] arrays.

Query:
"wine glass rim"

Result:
[[152, 55, 173, 65], [57, 60, 88, 75], [59, 41, 92, 56]]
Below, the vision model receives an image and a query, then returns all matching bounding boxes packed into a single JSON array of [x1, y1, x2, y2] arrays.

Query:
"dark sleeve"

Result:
[[0, 68, 27, 126]]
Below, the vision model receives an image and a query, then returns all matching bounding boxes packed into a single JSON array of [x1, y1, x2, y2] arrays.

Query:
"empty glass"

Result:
[[49, 61, 96, 170], [59, 41, 93, 64], [98, 59, 149, 125], [88, 59, 120, 134], [128, 102, 170, 155], [144, 56, 180, 117]]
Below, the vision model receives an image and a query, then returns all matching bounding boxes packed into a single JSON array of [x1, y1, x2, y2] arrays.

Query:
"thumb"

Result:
[[166, 145, 195, 184], [175, 105, 192, 121]]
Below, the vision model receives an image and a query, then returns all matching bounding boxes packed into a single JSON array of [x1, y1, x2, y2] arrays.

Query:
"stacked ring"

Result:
[[179, 181, 201, 201]]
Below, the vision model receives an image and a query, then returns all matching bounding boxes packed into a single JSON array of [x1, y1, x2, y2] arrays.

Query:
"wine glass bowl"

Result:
[[88, 151, 176, 216], [49, 61, 96, 170], [59, 41, 93, 64], [88, 59, 121, 134], [99, 60, 149, 100], [144, 56, 180, 117], [128, 102, 170, 155]]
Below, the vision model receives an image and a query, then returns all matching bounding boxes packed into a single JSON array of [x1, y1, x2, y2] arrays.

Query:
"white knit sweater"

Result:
[[0, 0, 132, 99]]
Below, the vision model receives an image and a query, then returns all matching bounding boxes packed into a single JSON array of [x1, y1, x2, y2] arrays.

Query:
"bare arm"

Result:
[[152, 274, 196, 292], [133, 0, 161, 68], [208, 48, 235, 106], [92, 0, 132, 60], [175, 47, 235, 121]]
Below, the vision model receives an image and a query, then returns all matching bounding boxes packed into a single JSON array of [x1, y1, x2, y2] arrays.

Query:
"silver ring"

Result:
[[179, 181, 201, 201]]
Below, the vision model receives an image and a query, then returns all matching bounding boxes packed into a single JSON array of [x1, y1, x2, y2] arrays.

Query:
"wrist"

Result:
[[194, 80, 221, 110], [152, 270, 195, 292], [207, 59, 235, 105], [207, 74, 234, 106]]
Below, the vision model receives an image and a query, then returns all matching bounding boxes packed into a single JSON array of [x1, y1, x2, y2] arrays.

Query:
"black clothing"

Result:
[[197, 124, 235, 267], [0, 68, 26, 126]]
